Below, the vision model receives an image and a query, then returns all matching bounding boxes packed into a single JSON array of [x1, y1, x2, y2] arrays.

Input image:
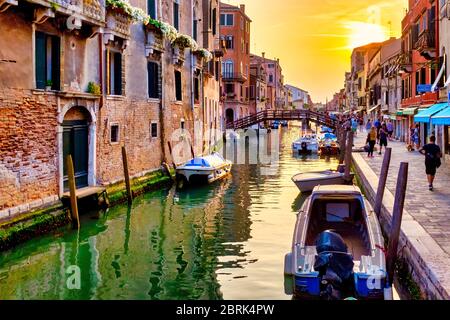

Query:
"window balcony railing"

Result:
[[414, 30, 436, 52], [222, 72, 248, 83]]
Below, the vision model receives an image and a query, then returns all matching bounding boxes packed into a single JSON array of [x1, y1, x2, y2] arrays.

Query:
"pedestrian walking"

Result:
[[366, 126, 377, 158], [378, 124, 388, 155], [419, 135, 442, 191], [374, 118, 381, 142], [365, 119, 372, 132], [413, 124, 420, 150], [386, 120, 394, 141], [351, 117, 358, 137]]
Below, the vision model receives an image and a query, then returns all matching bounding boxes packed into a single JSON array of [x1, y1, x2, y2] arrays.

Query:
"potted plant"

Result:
[[87, 81, 101, 95], [46, 80, 53, 91]]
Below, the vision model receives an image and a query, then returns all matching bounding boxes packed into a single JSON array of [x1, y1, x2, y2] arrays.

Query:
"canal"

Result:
[[0, 126, 347, 299]]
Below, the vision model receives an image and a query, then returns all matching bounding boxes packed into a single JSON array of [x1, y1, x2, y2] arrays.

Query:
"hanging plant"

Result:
[[173, 34, 198, 51], [194, 48, 213, 62]]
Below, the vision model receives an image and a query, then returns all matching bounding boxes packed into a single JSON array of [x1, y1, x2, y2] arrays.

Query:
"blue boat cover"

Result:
[[414, 103, 448, 123], [431, 104, 450, 126]]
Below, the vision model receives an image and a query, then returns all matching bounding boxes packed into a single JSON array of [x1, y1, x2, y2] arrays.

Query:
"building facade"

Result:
[[220, 2, 251, 125], [0, 0, 222, 216], [284, 84, 309, 110]]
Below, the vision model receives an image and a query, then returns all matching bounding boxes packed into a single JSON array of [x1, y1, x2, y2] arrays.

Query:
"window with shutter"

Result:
[[175, 70, 182, 101], [114, 52, 122, 95], [35, 32, 46, 89], [148, 62, 159, 99], [35, 32, 60, 90], [173, 1, 179, 30], [148, 0, 156, 19], [193, 19, 198, 41]]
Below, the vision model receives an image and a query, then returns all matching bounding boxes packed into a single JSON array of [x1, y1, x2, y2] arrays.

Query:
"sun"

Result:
[[346, 22, 390, 49]]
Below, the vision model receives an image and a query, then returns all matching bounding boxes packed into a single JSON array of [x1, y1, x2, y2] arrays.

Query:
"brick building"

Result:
[[0, 0, 222, 217], [219, 2, 251, 125]]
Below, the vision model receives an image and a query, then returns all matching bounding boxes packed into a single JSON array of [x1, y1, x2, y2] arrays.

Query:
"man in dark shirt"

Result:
[[419, 136, 442, 191]]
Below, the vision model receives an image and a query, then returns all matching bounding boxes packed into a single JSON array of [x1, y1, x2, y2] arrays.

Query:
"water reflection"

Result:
[[0, 126, 339, 300]]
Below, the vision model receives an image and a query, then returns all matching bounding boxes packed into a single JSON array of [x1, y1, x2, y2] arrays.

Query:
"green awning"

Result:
[[396, 110, 403, 116], [401, 107, 418, 116]]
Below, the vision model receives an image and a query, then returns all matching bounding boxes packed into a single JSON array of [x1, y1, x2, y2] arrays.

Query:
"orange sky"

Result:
[[224, 0, 408, 103]]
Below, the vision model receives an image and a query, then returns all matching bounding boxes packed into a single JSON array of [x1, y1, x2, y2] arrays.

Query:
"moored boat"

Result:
[[318, 132, 339, 156], [176, 153, 232, 188], [292, 134, 319, 155], [284, 185, 388, 300], [291, 170, 354, 193]]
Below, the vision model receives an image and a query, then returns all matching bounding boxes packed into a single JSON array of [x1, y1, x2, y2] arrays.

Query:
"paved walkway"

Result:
[[353, 132, 450, 255]]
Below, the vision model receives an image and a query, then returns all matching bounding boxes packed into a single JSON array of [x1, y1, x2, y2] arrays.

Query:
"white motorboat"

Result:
[[292, 134, 319, 155], [291, 170, 354, 193], [284, 185, 388, 300], [176, 153, 232, 187]]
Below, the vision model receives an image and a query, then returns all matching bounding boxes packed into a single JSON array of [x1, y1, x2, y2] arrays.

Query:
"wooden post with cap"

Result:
[[66, 155, 80, 229]]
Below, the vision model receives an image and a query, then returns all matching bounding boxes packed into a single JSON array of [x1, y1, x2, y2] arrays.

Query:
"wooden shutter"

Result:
[[35, 32, 46, 89], [212, 8, 217, 35], [148, 0, 156, 19], [148, 62, 159, 98], [51, 36, 60, 90], [114, 52, 122, 95], [173, 2, 179, 30], [193, 20, 198, 41], [175, 71, 182, 101]]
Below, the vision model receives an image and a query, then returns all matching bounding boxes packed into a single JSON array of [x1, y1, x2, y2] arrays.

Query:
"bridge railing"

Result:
[[226, 109, 341, 130]]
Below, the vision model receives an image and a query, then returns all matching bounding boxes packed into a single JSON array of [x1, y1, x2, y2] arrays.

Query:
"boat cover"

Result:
[[183, 153, 227, 168]]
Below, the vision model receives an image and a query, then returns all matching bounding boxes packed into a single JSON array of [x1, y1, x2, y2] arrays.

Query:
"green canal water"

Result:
[[0, 127, 340, 300]]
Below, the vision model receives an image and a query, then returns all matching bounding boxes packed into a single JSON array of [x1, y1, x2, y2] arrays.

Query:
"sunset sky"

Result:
[[224, 0, 408, 103]]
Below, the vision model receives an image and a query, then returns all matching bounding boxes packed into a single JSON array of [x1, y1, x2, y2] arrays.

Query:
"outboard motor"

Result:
[[314, 230, 355, 300]]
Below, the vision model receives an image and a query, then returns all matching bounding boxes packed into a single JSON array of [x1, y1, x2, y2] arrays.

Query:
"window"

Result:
[[212, 8, 217, 35], [215, 61, 219, 81], [151, 122, 158, 138], [421, 68, 426, 86], [240, 85, 243, 97], [35, 32, 60, 90], [108, 51, 122, 95], [110, 124, 119, 143], [222, 60, 233, 77], [220, 13, 234, 26], [147, 62, 159, 99], [148, 0, 157, 19], [193, 19, 198, 41], [241, 38, 245, 52], [225, 83, 234, 93], [174, 70, 182, 101], [268, 63, 275, 68], [225, 35, 234, 49], [269, 74, 273, 83], [173, 1, 179, 31], [194, 76, 200, 103], [181, 120, 185, 130]]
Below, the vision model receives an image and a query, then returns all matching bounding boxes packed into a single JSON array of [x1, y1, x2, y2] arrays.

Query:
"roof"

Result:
[[219, 2, 252, 22], [312, 185, 362, 195]]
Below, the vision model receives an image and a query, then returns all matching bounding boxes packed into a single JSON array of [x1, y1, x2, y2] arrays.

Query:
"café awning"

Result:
[[414, 103, 448, 123], [368, 104, 380, 113], [401, 107, 418, 116], [431, 105, 450, 125]]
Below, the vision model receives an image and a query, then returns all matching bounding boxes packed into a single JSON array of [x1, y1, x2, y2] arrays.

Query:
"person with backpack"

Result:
[[419, 135, 442, 191]]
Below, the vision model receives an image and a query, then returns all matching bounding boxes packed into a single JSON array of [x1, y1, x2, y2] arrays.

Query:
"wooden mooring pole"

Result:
[[386, 162, 409, 287], [339, 129, 347, 166], [344, 131, 353, 182], [66, 155, 80, 229], [374, 148, 392, 217], [122, 146, 133, 205]]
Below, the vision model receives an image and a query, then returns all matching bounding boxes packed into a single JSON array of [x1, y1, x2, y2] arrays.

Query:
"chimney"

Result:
[[262, 52, 265, 59], [240, 4, 245, 13]]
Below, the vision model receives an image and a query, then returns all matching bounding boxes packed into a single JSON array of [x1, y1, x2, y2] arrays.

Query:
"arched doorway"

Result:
[[62, 107, 92, 190], [226, 108, 234, 124]]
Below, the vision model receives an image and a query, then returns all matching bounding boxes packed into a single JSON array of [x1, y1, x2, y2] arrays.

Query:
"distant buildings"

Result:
[[284, 85, 310, 109]]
